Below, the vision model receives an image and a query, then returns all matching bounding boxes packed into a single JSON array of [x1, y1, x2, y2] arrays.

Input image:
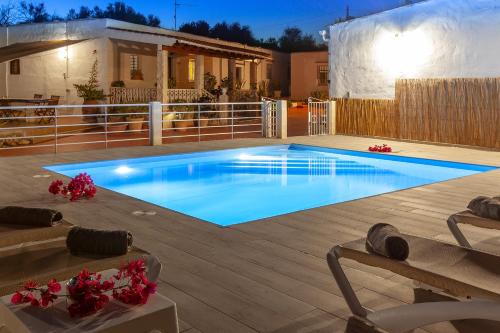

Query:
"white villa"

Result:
[[0, 19, 290, 104]]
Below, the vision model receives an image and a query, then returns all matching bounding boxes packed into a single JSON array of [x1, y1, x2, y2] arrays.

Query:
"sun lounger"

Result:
[[327, 234, 500, 333], [0, 220, 73, 249], [448, 210, 499, 249], [0, 239, 154, 296]]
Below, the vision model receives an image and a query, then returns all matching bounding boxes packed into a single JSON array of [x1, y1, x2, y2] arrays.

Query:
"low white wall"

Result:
[[329, 0, 500, 99]]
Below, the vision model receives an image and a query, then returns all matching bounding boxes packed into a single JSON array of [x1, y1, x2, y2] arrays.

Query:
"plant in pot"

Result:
[[73, 60, 106, 122], [204, 72, 217, 92], [257, 80, 270, 98], [125, 106, 147, 132], [196, 96, 213, 128], [104, 106, 128, 133], [130, 69, 144, 80], [221, 77, 232, 95], [110, 80, 125, 88]]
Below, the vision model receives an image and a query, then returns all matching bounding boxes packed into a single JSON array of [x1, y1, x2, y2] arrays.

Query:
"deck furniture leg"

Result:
[[447, 215, 472, 248]]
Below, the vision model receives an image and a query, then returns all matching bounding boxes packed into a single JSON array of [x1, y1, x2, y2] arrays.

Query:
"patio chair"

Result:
[[327, 234, 500, 333], [448, 210, 499, 249]]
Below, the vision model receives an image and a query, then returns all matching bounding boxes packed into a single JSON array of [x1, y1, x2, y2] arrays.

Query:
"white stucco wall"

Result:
[[5, 38, 110, 104], [329, 0, 500, 99]]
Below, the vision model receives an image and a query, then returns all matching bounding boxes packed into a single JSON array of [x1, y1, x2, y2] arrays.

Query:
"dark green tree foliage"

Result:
[[178, 20, 211, 37], [180, 20, 326, 52], [18, 1, 50, 23], [14, 1, 160, 27]]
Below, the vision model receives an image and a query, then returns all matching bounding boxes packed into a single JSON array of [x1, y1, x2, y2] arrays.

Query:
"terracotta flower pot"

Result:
[[126, 117, 145, 131]]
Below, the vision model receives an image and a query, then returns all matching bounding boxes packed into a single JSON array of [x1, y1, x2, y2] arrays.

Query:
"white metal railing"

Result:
[[308, 98, 335, 136], [160, 102, 263, 142], [0, 100, 289, 155], [0, 103, 150, 153], [109, 87, 157, 104]]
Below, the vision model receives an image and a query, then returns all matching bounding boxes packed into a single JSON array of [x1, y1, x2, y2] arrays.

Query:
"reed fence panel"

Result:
[[397, 78, 500, 148], [335, 98, 400, 138]]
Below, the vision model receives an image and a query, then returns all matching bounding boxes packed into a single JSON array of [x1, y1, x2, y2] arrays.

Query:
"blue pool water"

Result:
[[45, 144, 496, 226]]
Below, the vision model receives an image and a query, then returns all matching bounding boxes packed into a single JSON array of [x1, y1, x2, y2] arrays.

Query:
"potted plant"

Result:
[[73, 60, 106, 122], [126, 106, 147, 131], [110, 80, 125, 88], [130, 69, 144, 80], [204, 72, 217, 92], [221, 77, 232, 95]]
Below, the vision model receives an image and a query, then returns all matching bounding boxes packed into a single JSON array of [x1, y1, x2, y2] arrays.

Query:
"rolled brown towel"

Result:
[[0, 206, 63, 227], [366, 223, 409, 261], [66, 227, 133, 256], [468, 196, 500, 221]]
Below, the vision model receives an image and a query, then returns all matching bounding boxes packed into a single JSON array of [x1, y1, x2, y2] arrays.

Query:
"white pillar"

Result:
[[149, 102, 163, 146], [195, 55, 204, 90], [328, 100, 336, 135], [277, 100, 288, 139], [156, 45, 169, 103]]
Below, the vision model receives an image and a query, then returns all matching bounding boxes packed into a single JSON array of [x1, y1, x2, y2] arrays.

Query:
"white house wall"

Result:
[[329, 0, 500, 99], [5, 38, 110, 104]]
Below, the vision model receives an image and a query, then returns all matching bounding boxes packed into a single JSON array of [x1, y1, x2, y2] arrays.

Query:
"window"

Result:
[[317, 64, 328, 86], [130, 55, 143, 80], [10, 59, 20, 75], [266, 63, 273, 80], [130, 55, 138, 72], [188, 58, 196, 82]]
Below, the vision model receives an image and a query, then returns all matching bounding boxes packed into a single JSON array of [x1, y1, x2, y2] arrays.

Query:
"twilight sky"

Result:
[[36, 0, 409, 38]]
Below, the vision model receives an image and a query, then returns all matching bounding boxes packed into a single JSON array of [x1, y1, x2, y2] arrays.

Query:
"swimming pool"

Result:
[[45, 144, 496, 226]]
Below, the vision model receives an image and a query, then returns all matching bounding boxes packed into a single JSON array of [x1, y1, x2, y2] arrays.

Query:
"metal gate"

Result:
[[262, 99, 278, 138], [308, 98, 331, 136]]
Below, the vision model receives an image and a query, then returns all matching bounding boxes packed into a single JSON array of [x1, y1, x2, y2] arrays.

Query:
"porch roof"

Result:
[[104, 19, 273, 60], [0, 39, 85, 63]]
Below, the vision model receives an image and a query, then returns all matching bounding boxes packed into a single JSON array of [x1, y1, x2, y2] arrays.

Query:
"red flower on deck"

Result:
[[48, 173, 97, 201], [368, 144, 393, 153]]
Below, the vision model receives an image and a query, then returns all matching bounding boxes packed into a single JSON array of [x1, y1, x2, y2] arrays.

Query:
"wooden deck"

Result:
[[1, 135, 500, 333]]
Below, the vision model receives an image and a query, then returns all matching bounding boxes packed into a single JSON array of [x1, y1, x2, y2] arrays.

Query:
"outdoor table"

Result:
[[0, 270, 179, 333]]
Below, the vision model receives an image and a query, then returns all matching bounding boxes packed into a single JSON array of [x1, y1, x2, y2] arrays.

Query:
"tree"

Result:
[[179, 20, 210, 36], [278, 27, 326, 52], [66, 2, 161, 27], [0, 3, 16, 26], [66, 6, 93, 20], [18, 1, 50, 23]]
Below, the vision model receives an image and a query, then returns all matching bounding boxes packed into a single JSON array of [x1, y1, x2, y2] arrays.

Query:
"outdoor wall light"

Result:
[[374, 28, 433, 78], [58, 47, 70, 60]]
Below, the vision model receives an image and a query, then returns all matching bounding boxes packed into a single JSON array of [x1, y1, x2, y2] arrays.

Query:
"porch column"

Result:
[[195, 55, 204, 90], [228, 59, 236, 89], [156, 45, 169, 103]]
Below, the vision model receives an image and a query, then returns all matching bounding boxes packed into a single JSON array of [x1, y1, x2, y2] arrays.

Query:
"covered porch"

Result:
[[107, 29, 273, 104]]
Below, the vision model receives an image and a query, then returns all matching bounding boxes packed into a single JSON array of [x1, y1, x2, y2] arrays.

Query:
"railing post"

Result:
[[261, 100, 269, 138], [276, 100, 288, 139], [149, 102, 163, 146], [231, 104, 234, 139], [327, 100, 336, 135], [197, 104, 201, 142]]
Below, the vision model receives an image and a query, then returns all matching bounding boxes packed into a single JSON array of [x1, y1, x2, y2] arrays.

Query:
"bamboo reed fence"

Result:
[[334, 98, 399, 138], [335, 78, 500, 149]]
